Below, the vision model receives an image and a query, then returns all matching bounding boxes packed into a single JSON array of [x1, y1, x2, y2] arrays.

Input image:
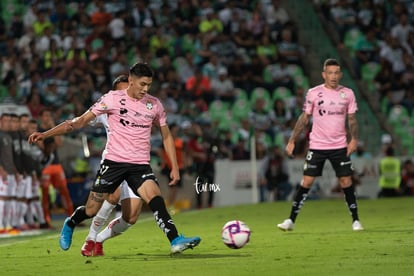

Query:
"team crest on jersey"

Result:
[[146, 101, 153, 110], [340, 91, 346, 98]]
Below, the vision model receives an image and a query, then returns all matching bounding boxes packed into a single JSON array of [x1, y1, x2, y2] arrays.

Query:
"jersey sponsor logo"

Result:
[[131, 123, 150, 128], [144, 114, 155, 119], [327, 111, 345, 115]]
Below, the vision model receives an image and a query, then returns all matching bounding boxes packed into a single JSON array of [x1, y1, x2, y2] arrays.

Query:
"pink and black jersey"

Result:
[[90, 89, 167, 164], [303, 84, 358, 150]]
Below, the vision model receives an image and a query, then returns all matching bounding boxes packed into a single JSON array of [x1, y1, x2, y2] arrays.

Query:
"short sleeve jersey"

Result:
[[90, 89, 167, 164], [303, 84, 358, 150]]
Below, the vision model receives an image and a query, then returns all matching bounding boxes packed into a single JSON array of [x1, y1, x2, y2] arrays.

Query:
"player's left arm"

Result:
[[347, 113, 358, 156], [160, 125, 180, 186]]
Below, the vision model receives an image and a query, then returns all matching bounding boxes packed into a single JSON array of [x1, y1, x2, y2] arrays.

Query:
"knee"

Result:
[[138, 181, 162, 203], [301, 180, 313, 189], [107, 194, 119, 205], [339, 176, 352, 188], [122, 215, 138, 224]]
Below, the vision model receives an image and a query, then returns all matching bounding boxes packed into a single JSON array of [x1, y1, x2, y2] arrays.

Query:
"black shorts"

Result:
[[303, 148, 353, 177], [91, 159, 158, 197]]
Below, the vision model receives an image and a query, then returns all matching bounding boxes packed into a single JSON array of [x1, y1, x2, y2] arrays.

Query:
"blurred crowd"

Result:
[[318, 0, 414, 118], [2, 1, 414, 233], [0, 0, 309, 153], [0, 0, 312, 231]]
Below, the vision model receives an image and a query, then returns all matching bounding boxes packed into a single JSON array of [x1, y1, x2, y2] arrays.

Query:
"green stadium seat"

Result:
[[381, 97, 389, 115], [361, 62, 381, 92], [216, 110, 238, 131], [287, 64, 305, 78], [231, 98, 251, 120], [259, 133, 273, 149], [388, 105, 409, 125], [344, 28, 364, 56], [272, 86, 293, 102], [263, 65, 273, 83], [250, 87, 271, 110], [400, 130, 414, 155], [273, 132, 285, 148], [361, 62, 381, 81], [234, 88, 249, 101], [209, 100, 230, 121], [1, 0, 25, 25], [0, 85, 8, 102], [293, 74, 310, 90]]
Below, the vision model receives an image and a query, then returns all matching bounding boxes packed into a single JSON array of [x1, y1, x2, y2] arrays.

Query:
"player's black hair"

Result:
[[129, 62, 153, 78], [112, 74, 129, 89], [323, 58, 340, 70]]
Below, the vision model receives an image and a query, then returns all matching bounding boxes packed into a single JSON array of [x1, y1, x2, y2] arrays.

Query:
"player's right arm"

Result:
[[160, 124, 180, 186], [285, 112, 310, 157], [28, 110, 96, 144]]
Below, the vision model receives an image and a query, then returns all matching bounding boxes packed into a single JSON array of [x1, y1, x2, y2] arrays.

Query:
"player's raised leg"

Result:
[[137, 179, 201, 254]]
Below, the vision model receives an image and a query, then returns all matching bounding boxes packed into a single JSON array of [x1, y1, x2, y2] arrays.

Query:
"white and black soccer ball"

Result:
[[221, 220, 251, 249]]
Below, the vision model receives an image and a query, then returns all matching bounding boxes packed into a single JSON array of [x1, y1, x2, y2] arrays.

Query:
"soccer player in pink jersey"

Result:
[[81, 75, 143, 257], [277, 58, 364, 232], [28, 62, 201, 254]]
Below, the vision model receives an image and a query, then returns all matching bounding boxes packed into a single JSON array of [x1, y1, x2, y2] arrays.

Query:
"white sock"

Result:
[[19, 203, 28, 225], [0, 201, 5, 228], [96, 216, 132, 243], [4, 200, 12, 228], [10, 200, 18, 227], [26, 201, 34, 225], [86, 201, 116, 241], [30, 200, 46, 224], [115, 210, 122, 218]]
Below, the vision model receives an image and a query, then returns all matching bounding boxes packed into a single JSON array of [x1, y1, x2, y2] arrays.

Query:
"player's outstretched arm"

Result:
[[28, 110, 96, 144]]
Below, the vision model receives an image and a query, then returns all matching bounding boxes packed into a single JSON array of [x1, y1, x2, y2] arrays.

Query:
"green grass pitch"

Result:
[[1, 197, 413, 276]]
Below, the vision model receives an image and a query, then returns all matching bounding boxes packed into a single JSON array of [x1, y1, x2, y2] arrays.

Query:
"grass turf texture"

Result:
[[1, 197, 413, 276]]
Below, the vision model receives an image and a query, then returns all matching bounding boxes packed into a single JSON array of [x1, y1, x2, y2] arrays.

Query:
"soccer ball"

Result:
[[221, 220, 251, 249]]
